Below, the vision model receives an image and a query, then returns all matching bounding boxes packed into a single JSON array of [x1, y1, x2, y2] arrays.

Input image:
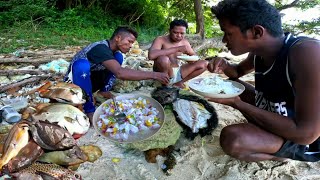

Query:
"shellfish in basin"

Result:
[[32, 104, 90, 137], [38, 81, 86, 105]]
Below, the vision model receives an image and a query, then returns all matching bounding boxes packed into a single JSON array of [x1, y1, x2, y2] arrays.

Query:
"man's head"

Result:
[[169, 19, 188, 42], [110, 26, 138, 53], [211, 0, 284, 55]]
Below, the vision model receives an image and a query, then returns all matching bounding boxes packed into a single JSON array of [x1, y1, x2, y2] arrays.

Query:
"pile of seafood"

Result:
[[0, 82, 101, 179]]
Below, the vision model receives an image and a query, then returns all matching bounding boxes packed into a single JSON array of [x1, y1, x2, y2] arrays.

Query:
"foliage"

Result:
[[0, 0, 319, 54]]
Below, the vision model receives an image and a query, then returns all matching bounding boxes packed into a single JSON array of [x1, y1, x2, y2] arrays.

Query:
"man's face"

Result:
[[116, 33, 136, 53], [219, 19, 251, 55], [169, 26, 186, 42]]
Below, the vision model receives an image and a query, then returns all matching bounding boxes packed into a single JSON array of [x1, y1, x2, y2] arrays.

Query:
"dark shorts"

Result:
[[274, 139, 320, 162]]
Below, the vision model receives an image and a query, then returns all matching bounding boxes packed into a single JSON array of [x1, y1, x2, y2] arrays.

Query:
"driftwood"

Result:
[[0, 54, 73, 64], [19, 50, 75, 58], [0, 75, 59, 93], [193, 37, 225, 53], [0, 69, 54, 76]]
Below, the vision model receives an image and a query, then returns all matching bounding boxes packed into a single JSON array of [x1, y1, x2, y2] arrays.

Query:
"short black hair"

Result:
[[211, 0, 283, 37], [110, 26, 138, 40], [170, 19, 188, 30]]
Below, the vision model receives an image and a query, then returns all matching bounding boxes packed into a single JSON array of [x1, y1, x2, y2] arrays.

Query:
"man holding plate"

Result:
[[148, 19, 208, 88], [208, 0, 320, 162]]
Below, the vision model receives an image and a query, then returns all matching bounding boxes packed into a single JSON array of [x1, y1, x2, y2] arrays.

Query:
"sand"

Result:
[[76, 69, 320, 180]]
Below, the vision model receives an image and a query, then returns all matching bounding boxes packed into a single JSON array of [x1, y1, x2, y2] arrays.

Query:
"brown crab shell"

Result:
[[27, 120, 76, 151], [38, 81, 86, 105]]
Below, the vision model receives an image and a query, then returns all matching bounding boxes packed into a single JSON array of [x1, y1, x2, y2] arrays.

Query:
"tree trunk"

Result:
[[193, 0, 205, 39]]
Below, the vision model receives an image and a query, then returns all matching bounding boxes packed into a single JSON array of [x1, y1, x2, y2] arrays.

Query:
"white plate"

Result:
[[188, 77, 245, 98], [177, 55, 200, 61], [93, 94, 165, 143]]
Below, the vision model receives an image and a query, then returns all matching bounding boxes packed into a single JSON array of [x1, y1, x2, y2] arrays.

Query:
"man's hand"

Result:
[[207, 57, 229, 74], [207, 96, 241, 108], [153, 72, 170, 85], [177, 45, 193, 55]]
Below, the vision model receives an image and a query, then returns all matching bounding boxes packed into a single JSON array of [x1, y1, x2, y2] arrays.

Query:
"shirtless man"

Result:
[[148, 19, 208, 88], [208, 0, 320, 162]]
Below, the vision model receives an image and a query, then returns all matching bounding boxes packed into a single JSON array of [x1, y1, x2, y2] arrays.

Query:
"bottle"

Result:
[[0, 105, 21, 124]]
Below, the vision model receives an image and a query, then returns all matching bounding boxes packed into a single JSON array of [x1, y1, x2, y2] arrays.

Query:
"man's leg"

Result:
[[220, 123, 286, 162], [71, 59, 95, 123], [153, 56, 173, 78]]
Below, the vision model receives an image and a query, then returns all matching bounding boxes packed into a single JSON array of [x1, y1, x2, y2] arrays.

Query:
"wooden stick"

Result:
[[0, 54, 73, 64], [0, 69, 52, 76], [0, 75, 58, 93]]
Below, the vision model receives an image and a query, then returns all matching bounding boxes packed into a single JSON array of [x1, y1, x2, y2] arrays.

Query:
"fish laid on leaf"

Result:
[[173, 99, 211, 133], [11, 162, 82, 180], [3, 139, 43, 173], [172, 93, 219, 139], [28, 120, 76, 151], [0, 122, 29, 170], [38, 146, 87, 166], [32, 104, 90, 136], [38, 81, 86, 105]]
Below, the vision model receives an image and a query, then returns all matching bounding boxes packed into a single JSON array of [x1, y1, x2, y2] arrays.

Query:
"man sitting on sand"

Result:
[[64, 26, 169, 121], [208, 0, 320, 162], [148, 19, 208, 88]]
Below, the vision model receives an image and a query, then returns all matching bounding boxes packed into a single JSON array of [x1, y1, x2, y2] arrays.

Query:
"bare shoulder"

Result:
[[290, 39, 320, 65], [290, 39, 320, 81], [150, 35, 167, 50]]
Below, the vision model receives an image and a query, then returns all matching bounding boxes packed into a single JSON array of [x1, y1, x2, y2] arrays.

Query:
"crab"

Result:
[[38, 81, 86, 105]]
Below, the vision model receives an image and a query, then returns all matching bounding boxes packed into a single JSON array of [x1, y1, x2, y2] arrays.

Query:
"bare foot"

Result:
[[172, 81, 185, 89], [86, 112, 94, 127]]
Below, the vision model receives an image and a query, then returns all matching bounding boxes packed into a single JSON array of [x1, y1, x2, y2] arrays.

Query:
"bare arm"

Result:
[[216, 41, 320, 145], [208, 53, 255, 79], [102, 59, 169, 84], [148, 37, 195, 60]]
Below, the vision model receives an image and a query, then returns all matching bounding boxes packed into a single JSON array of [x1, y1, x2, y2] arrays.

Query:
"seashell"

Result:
[[79, 145, 102, 163]]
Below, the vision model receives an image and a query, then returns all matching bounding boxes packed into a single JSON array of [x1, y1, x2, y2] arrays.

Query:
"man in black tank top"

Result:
[[207, 0, 320, 162]]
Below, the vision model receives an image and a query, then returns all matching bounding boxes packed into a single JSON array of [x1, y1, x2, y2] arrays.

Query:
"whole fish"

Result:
[[38, 146, 87, 166], [173, 99, 211, 133], [11, 162, 82, 180], [0, 122, 29, 169], [3, 139, 43, 173]]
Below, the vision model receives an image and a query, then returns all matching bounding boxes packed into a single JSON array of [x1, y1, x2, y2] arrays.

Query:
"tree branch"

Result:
[[277, 0, 300, 11]]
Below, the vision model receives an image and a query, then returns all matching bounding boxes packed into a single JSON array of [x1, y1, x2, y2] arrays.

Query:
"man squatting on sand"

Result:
[[64, 26, 169, 122], [207, 0, 320, 162], [148, 19, 208, 89]]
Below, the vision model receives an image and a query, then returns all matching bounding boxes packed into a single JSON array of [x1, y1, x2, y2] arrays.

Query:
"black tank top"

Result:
[[254, 33, 306, 119]]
